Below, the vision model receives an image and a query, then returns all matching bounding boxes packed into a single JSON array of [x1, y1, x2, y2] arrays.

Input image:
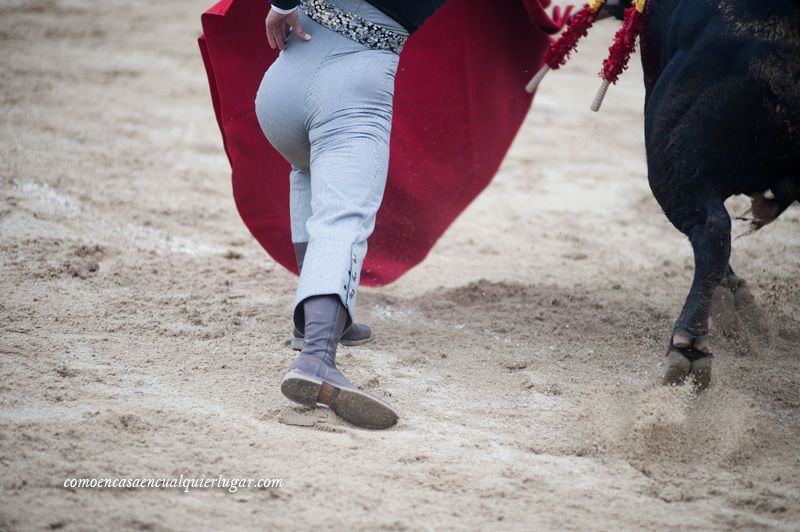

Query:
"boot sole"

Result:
[[290, 333, 374, 351], [281, 369, 398, 430]]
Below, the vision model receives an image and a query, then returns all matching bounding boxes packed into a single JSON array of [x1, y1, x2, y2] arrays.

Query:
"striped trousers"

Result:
[[255, 0, 406, 328]]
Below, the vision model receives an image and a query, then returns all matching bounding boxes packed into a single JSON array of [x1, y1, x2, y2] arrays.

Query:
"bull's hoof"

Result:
[[662, 330, 713, 388], [671, 331, 710, 353], [661, 350, 692, 385], [689, 356, 712, 390]]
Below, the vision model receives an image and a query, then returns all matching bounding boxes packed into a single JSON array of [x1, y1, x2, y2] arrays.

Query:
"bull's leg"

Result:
[[710, 264, 768, 348], [709, 266, 742, 338], [711, 265, 755, 333], [662, 197, 731, 389]]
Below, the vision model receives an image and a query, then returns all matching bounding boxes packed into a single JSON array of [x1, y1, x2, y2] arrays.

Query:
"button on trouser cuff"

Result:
[[293, 238, 362, 332]]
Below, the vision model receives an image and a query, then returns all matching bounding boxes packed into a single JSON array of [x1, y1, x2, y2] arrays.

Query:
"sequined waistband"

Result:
[[300, 0, 408, 55]]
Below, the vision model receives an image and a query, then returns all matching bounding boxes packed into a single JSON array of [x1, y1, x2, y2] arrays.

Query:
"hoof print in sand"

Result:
[[63, 244, 105, 279]]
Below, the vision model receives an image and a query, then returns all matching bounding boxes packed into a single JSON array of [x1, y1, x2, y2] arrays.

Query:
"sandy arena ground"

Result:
[[2, 1, 799, 530]]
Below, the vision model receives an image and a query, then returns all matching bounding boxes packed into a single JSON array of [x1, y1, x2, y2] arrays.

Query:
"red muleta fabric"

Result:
[[199, 0, 562, 286]]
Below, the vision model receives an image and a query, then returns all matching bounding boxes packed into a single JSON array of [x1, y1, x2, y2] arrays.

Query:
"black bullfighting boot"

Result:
[[290, 242, 373, 350], [281, 295, 398, 429]]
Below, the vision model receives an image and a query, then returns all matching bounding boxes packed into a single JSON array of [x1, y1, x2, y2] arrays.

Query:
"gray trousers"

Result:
[[255, 0, 406, 328]]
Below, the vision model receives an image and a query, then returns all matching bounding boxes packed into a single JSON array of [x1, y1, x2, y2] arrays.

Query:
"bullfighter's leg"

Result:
[[662, 195, 731, 388], [278, 118, 375, 352], [290, 240, 374, 351]]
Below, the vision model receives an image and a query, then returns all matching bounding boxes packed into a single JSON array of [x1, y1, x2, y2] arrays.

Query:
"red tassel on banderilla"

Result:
[[591, 0, 648, 111], [525, 0, 607, 93], [526, 0, 649, 113]]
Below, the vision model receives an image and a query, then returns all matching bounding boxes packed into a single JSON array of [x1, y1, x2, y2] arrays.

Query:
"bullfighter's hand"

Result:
[[266, 8, 311, 50]]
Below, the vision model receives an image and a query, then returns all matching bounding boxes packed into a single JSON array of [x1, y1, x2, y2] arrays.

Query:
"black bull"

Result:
[[606, 0, 800, 386]]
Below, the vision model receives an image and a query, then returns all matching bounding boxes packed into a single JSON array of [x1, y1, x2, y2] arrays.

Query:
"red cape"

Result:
[[199, 0, 564, 286]]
